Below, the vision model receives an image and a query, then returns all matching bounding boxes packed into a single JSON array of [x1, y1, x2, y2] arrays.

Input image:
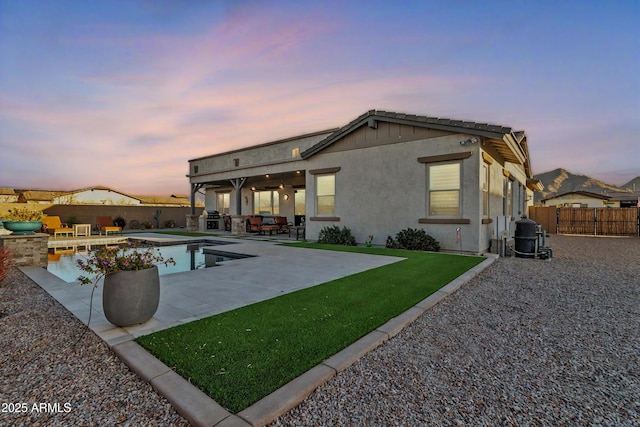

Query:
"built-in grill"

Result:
[[206, 212, 220, 230]]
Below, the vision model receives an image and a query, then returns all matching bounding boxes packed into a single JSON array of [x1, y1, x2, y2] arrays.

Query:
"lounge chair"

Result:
[[96, 216, 122, 235], [274, 216, 290, 233], [42, 216, 74, 238], [247, 216, 263, 233]]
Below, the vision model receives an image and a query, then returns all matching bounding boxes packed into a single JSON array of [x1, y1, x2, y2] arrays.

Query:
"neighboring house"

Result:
[[604, 191, 640, 208], [135, 194, 190, 207], [58, 186, 142, 205], [188, 110, 542, 253], [0, 188, 18, 203], [16, 186, 141, 205], [17, 190, 67, 204], [10, 186, 191, 206], [541, 191, 614, 208], [541, 190, 640, 208]]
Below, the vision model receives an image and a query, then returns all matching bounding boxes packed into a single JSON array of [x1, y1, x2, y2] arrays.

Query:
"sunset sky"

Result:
[[1, 0, 638, 196]]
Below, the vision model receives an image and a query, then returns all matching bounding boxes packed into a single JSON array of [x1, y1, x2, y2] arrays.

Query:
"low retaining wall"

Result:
[[0, 234, 49, 267]]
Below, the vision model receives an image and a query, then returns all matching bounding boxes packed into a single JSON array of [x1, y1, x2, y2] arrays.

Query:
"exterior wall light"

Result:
[[459, 137, 479, 146]]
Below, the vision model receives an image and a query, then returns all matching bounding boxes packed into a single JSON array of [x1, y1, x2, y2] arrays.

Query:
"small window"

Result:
[[428, 163, 460, 216], [504, 178, 512, 217], [194, 165, 199, 174], [292, 147, 300, 157], [316, 174, 335, 215], [482, 164, 489, 217]]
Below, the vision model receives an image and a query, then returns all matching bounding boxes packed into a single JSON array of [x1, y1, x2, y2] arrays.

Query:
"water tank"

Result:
[[514, 217, 537, 258]]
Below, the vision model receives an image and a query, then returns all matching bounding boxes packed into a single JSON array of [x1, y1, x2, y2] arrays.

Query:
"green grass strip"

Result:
[[136, 245, 483, 413]]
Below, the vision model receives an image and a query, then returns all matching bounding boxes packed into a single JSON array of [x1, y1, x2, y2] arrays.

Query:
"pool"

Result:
[[46, 241, 254, 283]]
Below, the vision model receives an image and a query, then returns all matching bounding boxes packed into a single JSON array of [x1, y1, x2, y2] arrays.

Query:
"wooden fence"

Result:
[[529, 206, 639, 236]]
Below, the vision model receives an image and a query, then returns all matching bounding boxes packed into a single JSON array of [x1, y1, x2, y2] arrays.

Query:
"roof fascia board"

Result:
[[502, 133, 527, 165]]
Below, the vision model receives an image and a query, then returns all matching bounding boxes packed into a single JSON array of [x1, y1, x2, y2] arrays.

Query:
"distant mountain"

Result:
[[621, 176, 640, 192], [533, 168, 629, 204]]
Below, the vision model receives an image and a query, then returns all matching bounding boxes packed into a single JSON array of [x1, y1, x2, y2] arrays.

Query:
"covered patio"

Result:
[[187, 129, 336, 235]]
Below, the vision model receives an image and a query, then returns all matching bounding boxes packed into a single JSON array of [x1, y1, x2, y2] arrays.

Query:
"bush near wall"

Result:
[[317, 226, 357, 246], [386, 228, 440, 252]]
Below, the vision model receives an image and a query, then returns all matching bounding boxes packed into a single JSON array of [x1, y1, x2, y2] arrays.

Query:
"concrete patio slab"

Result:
[[23, 235, 405, 346]]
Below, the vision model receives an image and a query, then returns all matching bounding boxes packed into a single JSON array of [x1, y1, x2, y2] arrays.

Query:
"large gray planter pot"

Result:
[[103, 266, 160, 327]]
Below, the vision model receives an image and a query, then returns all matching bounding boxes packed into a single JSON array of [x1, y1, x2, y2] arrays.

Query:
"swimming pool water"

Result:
[[46, 241, 251, 283]]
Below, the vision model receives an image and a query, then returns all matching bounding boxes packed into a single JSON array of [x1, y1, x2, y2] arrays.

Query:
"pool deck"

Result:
[[25, 232, 406, 346]]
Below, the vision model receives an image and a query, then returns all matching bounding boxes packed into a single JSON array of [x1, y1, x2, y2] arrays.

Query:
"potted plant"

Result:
[[365, 234, 374, 247], [77, 243, 175, 327], [1, 207, 44, 235]]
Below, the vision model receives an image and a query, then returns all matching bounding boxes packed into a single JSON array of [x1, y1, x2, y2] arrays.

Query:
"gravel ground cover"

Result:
[[0, 269, 189, 427], [272, 235, 640, 426], [1, 235, 638, 426]]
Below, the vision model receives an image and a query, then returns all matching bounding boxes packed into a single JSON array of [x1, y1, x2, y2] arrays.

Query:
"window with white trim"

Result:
[[316, 174, 335, 215], [428, 162, 460, 216]]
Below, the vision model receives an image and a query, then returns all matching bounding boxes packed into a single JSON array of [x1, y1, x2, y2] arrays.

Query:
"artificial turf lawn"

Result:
[[136, 244, 483, 413]]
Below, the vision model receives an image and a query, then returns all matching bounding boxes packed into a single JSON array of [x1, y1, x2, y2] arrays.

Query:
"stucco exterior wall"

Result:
[[190, 131, 332, 185], [303, 133, 488, 252], [190, 113, 537, 254]]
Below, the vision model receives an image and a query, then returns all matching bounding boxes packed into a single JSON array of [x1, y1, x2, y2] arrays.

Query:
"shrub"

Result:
[[114, 216, 127, 228], [385, 228, 440, 252], [66, 215, 80, 226], [0, 247, 12, 283], [385, 235, 398, 249], [2, 207, 43, 222], [317, 226, 357, 246], [164, 219, 176, 228]]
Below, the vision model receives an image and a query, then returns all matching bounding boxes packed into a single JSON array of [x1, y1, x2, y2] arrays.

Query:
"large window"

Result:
[[316, 174, 335, 215], [428, 163, 460, 216], [253, 190, 279, 215], [216, 192, 230, 214]]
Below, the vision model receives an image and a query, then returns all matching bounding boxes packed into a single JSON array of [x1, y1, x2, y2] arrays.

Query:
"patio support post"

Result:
[[190, 183, 205, 215], [230, 178, 246, 215], [187, 183, 205, 231]]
